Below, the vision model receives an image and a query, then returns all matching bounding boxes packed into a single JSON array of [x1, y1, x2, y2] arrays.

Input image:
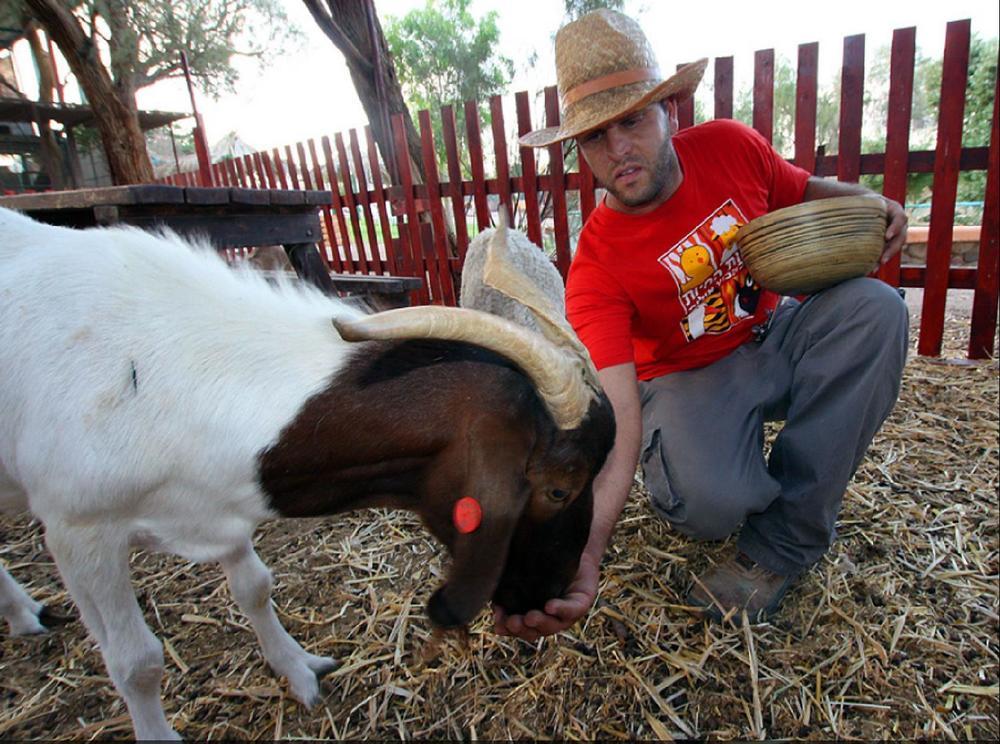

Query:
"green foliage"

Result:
[[384, 0, 513, 177], [563, 0, 625, 20], [43, 0, 300, 99]]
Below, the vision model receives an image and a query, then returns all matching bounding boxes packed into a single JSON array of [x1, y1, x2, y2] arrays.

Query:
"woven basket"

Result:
[[734, 195, 887, 295]]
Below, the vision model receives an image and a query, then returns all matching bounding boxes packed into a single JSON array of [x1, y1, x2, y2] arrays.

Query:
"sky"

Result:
[[9, 0, 1000, 153]]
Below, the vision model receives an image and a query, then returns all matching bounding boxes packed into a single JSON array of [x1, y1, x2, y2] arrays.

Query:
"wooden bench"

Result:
[[257, 267, 423, 310], [0, 185, 423, 308]]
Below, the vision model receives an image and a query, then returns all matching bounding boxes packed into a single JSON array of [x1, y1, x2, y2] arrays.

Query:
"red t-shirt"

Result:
[[566, 119, 811, 381]]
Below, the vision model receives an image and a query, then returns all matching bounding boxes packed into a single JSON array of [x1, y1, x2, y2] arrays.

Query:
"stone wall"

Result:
[[902, 226, 981, 266]]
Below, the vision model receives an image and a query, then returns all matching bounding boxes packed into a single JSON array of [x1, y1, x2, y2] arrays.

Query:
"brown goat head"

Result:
[[321, 301, 613, 628], [421, 389, 616, 628], [259, 337, 614, 631]]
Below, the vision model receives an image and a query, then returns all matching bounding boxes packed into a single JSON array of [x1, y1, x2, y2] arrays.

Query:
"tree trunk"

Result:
[[24, 0, 153, 185], [301, 0, 424, 186], [25, 22, 67, 189]]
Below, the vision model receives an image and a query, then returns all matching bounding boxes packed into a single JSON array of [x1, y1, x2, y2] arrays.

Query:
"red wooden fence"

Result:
[[162, 19, 999, 361]]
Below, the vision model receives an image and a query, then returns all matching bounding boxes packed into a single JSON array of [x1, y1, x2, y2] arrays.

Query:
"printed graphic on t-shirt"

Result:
[[656, 199, 763, 342]]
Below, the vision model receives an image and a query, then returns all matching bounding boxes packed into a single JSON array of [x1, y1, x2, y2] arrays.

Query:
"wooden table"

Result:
[[0, 184, 421, 308]]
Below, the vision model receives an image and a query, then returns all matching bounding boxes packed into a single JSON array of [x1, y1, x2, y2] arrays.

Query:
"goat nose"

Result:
[[426, 587, 465, 629]]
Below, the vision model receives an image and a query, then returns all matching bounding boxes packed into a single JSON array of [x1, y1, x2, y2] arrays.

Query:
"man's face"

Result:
[[577, 101, 679, 213]]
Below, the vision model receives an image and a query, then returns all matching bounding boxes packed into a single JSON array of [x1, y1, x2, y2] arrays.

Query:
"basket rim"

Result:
[[734, 194, 886, 242]]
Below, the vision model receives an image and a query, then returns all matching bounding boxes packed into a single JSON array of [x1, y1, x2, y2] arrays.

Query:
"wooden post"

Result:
[[919, 20, 971, 357], [180, 52, 213, 187]]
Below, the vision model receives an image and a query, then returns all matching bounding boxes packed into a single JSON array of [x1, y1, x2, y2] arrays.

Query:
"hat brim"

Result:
[[519, 58, 709, 148]]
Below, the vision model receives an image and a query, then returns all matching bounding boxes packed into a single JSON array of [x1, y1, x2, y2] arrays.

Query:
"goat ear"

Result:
[[426, 452, 532, 628]]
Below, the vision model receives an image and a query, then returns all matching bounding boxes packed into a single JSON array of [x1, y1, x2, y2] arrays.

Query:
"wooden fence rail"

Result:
[[161, 18, 999, 361]]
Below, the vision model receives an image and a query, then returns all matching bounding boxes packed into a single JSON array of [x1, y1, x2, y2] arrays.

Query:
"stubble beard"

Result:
[[603, 136, 678, 209]]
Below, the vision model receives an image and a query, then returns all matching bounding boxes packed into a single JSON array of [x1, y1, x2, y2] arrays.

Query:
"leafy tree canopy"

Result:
[[563, 0, 625, 21], [13, 0, 301, 100], [384, 0, 513, 176], [384, 0, 512, 115]]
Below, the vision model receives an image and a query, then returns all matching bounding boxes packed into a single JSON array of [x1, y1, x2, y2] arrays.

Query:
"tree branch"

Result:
[[300, 0, 372, 74]]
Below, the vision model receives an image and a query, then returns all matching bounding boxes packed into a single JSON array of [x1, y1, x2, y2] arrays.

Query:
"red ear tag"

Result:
[[453, 496, 482, 534]]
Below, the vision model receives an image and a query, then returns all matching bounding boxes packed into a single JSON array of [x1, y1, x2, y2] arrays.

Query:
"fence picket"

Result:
[[794, 43, 818, 172], [919, 20, 971, 357], [260, 152, 277, 189], [878, 27, 916, 287], [299, 138, 333, 267], [838, 34, 865, 183], [441, 105, 470, 262], [233, 157, 248, 188], [334, 133, 369, 274], [271, 148, 288, 189], [714, 56, 734, 120], [490, 96, 514, 224], [349, 129, 383, 274], [677, 63, 695, 129], [968, 47, 1000, 360], [579, 146, 597, 224], [545, 86, 572, 278], [419, 109, 456, 305], [243, 155, 259, 188], [515, 92, 543, 248], [320, 136, 354, 273], [365, 126, 398, 275], [753, 49, 774, 142], [464, 100, 491, 231], [284, 145, 301, 188], [392, 113, 429, 304], [294, 143, 313, 190]]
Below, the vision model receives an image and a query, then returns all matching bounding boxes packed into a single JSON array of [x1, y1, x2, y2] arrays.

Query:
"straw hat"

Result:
[[734, 195, 888, 295], [519, 10, 708, 148]]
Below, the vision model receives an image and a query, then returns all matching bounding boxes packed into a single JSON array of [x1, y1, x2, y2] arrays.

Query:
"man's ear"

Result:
[[663, 97, 680, 134]]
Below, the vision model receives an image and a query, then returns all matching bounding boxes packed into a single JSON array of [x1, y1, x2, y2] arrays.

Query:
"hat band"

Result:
[[562, 67, 661, 106]]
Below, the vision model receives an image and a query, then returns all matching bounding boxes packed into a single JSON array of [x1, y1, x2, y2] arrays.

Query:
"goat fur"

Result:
[[0, 207, 614, 740]]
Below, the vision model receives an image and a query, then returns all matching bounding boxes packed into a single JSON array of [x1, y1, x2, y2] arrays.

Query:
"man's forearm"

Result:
[[802, 176, 874, 201], [584, 363, 644, 562], [585, 446, 639, 560]]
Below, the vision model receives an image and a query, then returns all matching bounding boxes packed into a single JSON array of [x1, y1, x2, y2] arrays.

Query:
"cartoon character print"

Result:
[[658, 200, 763, 342]]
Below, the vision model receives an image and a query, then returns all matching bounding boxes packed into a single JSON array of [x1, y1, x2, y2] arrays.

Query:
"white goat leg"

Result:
[[45, 524, 179, 741], [0, 562, 46, 635], [220, 542, 337, 707]]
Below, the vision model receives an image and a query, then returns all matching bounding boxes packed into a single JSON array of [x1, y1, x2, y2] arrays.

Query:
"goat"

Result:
[[0, 207, 614, 740]]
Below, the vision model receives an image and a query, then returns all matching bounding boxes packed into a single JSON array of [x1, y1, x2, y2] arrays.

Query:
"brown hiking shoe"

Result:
[[686, 552, 796, 623]]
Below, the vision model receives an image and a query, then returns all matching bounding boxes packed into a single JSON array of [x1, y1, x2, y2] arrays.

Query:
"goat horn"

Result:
[[333, 306, 596, 430], [483, 212, 601, 387]]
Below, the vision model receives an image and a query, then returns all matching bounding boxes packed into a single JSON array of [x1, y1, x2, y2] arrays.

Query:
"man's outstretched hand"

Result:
[[492, 552, 600, 642]]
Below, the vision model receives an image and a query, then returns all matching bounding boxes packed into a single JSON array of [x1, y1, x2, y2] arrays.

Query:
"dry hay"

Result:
[[2, 313, 997, 741]]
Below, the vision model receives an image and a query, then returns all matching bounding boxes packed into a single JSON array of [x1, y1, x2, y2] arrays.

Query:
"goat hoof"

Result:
[[38, 605, 73, 629], [309, 656, 338, 680]]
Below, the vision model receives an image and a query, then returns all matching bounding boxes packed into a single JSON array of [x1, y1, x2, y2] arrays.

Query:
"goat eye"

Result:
[[550, 488, 571, 502]]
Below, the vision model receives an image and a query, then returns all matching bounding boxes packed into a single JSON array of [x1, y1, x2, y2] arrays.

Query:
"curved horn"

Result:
[[333, 306, 597, 429], [483, 212, 600, 386]]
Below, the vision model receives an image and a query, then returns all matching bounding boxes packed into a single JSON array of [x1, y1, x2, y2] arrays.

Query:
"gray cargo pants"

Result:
[[638, 277, 909, 577]]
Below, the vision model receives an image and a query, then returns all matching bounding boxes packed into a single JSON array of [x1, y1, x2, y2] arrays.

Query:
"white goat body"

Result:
[[0, 209, 364, 737], [0, 207, 617, 740]]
